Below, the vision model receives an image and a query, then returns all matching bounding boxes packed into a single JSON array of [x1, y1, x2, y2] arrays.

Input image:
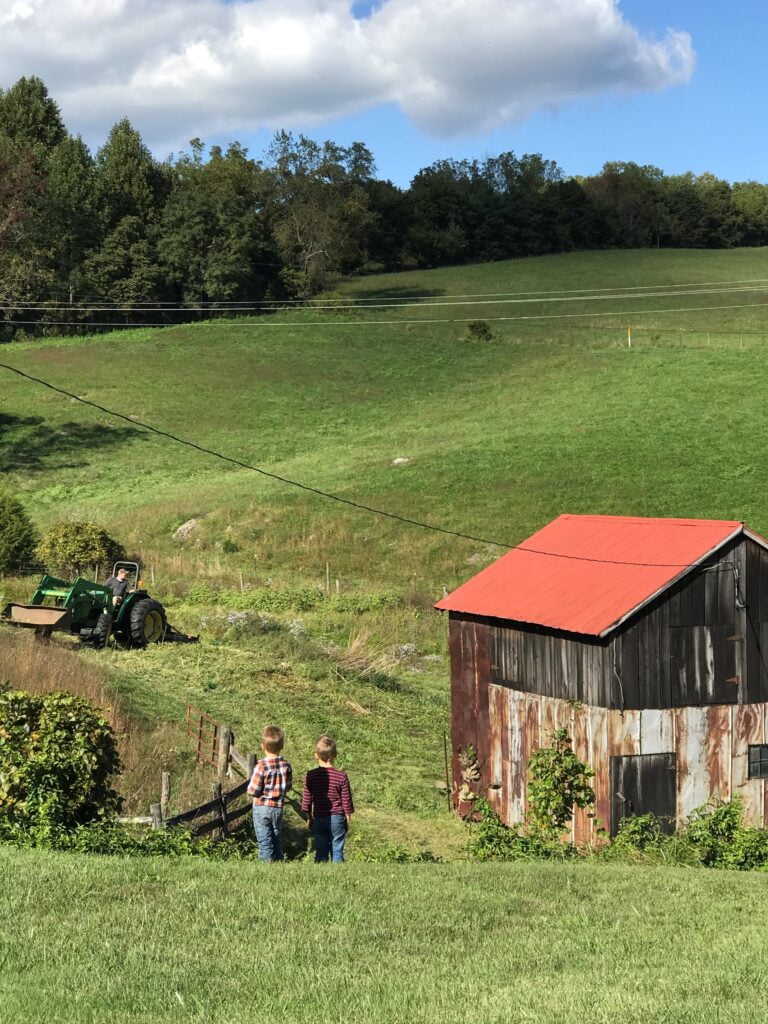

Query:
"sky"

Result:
[[0, 0, 764, 186]]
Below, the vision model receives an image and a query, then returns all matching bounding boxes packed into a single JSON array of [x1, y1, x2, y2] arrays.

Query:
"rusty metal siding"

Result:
[[706, 705, 731, 802], [675, 706, 710, 822], [481, 690, 768, 838], [733, 703, 764, 823]]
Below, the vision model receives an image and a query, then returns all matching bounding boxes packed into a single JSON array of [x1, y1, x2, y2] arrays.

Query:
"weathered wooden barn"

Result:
[[436, 514, 768, 841]]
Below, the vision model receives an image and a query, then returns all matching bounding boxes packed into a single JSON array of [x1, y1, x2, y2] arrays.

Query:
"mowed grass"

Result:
[[3, 847, 768, 1024]]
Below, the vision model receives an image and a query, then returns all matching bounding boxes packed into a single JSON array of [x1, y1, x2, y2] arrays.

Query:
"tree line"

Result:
[[2, 76, 767, 340]]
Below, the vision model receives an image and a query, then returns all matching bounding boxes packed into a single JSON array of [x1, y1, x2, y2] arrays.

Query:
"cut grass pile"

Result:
[[2, 848, 768, 1024]]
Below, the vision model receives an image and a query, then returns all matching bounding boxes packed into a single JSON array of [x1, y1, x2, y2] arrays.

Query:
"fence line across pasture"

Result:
[[502, 322, 768, 351]]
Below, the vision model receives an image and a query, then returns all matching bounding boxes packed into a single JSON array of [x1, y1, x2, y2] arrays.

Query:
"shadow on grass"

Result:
[[0, 412, 142, 473]]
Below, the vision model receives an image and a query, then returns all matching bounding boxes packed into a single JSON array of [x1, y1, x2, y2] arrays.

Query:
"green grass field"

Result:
[[3, 247, 768, 588], [3, 848, 768, 1024], [2, 247, 768, 822], [3, 247, 768, 1019]]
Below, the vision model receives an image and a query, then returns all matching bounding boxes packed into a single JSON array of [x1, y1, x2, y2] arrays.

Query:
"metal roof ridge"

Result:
[[558, 513, 743, 528]]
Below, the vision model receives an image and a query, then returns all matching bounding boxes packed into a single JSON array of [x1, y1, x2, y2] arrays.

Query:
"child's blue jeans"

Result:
[[313, 814, 346, 862], [252, 806, 283, 861]]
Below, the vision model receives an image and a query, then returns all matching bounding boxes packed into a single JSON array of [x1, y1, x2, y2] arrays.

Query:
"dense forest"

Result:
[[1, 76, 767, 339]]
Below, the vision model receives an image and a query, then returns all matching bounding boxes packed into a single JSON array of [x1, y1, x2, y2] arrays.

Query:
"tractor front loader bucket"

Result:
[[1, 603, 72, 633]]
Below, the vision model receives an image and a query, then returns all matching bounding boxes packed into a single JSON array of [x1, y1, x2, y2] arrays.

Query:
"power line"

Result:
[[0, 360, 511, 549], [4, 276, 768, 309], [5, 299, 768, 331], [0, 360, 745, 572], [2, 282, 766, 315]]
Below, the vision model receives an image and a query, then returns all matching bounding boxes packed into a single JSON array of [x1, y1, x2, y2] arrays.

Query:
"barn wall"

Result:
[[484, 688, 768, 840], [482, 537, 768, 709], [449, 615, 493, 806]]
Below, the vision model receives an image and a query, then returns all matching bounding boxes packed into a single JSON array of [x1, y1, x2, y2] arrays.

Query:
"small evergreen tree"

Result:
[[0, 491, 37, 573]]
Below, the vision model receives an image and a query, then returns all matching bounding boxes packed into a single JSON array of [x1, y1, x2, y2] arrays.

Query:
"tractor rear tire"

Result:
[[128, 598, 167, 648]]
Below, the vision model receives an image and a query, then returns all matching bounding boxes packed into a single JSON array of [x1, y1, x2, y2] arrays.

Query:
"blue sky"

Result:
[[273, 0, 766, 186], [1, 1, 764, 186]]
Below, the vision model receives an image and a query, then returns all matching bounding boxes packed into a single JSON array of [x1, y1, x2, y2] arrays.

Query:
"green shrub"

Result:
[[225, 585, 324, 613], [468, 800, 576, 861], [0, 492, 37, 573], [186, 581, 219, 605], [526, 728, 595, 840], [36, 521, 125, 576], [464, 320, 494, 343], [0, 818, 260, 859], [611, 812, 667, 853], [327, 590, 402, 614], [0, 690, 122, 829]]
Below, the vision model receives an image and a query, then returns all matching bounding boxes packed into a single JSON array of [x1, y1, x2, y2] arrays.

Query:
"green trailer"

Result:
[[2, 561, 196, 647]]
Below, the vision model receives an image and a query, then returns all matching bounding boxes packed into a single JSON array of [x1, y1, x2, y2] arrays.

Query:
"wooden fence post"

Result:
[[150, 803, 163, 830], [217, 726, 232, 780], [212, 783, 224, 840], [246, 753, 256, 779], [160, 771, 171, 821]]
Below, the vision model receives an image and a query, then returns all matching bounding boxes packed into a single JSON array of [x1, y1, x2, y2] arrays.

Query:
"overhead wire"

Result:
[[0, 360, 744, 570], [4, 299, 768, 330], [3, 276, 768, 309], [2, 282, 767, 314]]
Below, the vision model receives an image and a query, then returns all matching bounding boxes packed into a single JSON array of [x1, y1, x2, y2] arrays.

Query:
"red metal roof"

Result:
[[435, 514, 746, 637]]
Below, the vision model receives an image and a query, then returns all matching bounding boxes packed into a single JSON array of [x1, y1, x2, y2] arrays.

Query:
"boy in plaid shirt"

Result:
[[248, 725, 292, 862]]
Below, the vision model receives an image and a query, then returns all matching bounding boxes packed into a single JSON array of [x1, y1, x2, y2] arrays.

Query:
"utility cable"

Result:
[[2, 283, 766, 314], [0, 360, 742, 570], [3, 276, 768, 309], [5, 299, 768, 330], [0, 360, 511, 549]]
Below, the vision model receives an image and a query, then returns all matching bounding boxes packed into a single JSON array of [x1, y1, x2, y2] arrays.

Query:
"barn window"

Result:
[[748, 745, 768, 779]]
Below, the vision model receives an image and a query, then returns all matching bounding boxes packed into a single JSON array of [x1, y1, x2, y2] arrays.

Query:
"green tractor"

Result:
[[1, 561, 196, 648]]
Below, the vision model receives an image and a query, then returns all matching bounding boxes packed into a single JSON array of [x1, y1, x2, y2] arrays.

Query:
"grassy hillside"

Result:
[[3, 247, 768, 591], [3, 848, 768, 1024], [2, 247, 768, 852]]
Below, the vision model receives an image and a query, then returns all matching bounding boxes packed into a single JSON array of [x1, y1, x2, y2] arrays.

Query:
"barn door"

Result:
[[610, 753, 676, 837], [670, 625, 739, 705]]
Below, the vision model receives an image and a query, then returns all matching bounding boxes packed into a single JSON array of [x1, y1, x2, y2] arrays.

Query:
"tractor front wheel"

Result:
[[128, 598, 167, 647]]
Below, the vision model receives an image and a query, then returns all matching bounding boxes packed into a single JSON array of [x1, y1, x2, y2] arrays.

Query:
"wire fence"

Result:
[[493, 323, 768, 351]]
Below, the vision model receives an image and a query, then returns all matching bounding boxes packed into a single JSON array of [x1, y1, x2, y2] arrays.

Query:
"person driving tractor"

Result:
[[105, 566, 134, 607]]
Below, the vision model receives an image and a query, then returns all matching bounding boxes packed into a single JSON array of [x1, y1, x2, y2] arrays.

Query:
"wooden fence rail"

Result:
[[121, 708, 261, 838]]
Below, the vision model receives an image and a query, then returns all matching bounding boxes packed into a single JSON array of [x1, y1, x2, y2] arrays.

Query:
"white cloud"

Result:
[[0, 0, 695, 146]]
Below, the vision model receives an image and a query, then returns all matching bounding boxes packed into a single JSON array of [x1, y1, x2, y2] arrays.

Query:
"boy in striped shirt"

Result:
[[248, 725, 292, 862], [301, 735, 354, 863]]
